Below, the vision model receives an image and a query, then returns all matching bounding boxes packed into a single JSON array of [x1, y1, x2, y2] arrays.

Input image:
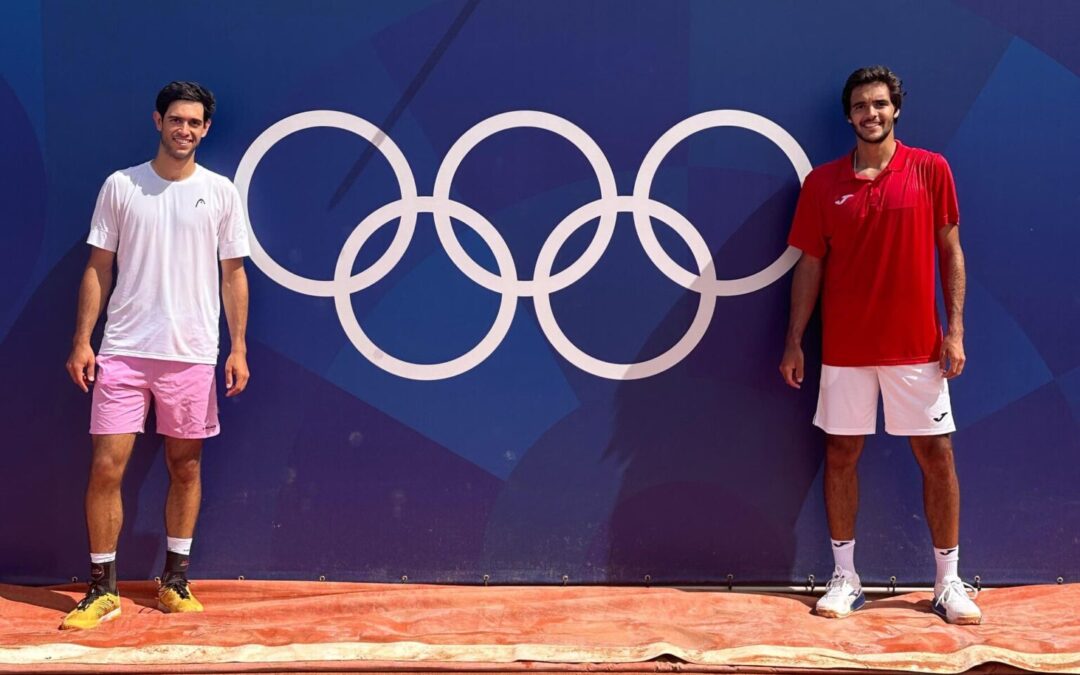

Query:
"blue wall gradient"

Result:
[[1, 0, 1077, 585]]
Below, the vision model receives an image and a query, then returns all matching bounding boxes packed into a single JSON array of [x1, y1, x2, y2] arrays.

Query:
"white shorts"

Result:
[[813, 363, 956, 436]]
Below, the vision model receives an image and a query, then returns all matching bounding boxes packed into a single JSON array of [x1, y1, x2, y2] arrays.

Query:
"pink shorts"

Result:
[[90, 354, 220, 439]]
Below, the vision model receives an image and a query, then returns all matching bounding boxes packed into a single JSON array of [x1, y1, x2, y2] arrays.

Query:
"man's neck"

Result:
[[854, 135, 897, 173], [151, 151, 197, 181]]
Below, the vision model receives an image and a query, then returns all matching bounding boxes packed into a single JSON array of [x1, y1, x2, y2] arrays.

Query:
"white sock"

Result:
[[166, 537, 193, 555], [935, 545, 959, 586], [831, 539, 857, 579], [90, 551, 116, 564]]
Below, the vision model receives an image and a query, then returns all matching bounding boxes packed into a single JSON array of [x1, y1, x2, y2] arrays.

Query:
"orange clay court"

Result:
[[0, 580, 1078, 674]]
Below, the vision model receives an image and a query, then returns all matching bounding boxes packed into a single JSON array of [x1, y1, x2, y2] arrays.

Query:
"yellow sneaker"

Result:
[[60, 585, 121, 630], [157, 578, 204, 613]]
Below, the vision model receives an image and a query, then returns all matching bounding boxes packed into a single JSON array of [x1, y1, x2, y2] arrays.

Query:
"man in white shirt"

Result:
[[62, 81, 251, 630]]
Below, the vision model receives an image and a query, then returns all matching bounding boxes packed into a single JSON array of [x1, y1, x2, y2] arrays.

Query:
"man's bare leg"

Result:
[[86, 433, 137, 555], [909, 434, 960, 548], [158, 437, 205, 612], [824, 434, 865, 541], [910, 433, 979, 623], [61, 434, 135, 629], [163, 437, 203, 538], [816, 433, 868, 617]]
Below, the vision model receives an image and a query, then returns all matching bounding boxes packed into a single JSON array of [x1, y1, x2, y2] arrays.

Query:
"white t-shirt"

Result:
[[87, 162, 251, 365]]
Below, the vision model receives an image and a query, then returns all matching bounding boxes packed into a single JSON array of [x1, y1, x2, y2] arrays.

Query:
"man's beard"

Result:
[[854, 120, 892, 144]]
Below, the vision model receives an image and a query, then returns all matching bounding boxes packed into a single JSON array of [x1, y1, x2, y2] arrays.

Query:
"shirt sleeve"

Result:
[[931, 153, 960, 228], [787, 171, 827, 258], [218, 182, 252, 260], [86, 174, 121, 252]]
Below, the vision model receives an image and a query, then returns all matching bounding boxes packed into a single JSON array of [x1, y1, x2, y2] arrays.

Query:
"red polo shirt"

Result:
[[787, 141, 959, 367]]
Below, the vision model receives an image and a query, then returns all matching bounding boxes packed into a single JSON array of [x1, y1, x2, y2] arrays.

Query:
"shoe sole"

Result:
[[157, 601, 204, 613], [60, 607, 120, 631], [815, 593, 865, 619], [931, 602, 982, 625]]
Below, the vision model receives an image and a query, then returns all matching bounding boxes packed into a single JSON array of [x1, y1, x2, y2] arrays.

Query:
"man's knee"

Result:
[[88, 437, 134, 489], [166, 455, 201, 485], [911, 434, 956, 472], [165, 443, 203, 485], [825, 434, 863, 470], [89, 454, 126, 488]]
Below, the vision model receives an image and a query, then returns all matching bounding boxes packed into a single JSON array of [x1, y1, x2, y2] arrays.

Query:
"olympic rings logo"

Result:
[[234, 110, 811, 381]]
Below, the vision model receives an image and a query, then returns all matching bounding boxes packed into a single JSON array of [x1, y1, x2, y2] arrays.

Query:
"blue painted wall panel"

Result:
[[1, 0, 1076, 585]]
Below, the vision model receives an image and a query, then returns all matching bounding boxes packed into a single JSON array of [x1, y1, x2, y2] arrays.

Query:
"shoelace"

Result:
[[937, 578, 978, 604], [823, 566, 854, 594], [74, 583, 108, 611], [162, 578, 191, 599]]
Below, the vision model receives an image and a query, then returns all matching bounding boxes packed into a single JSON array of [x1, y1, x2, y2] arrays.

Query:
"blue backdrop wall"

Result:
[[2, 0, 1078, 586]]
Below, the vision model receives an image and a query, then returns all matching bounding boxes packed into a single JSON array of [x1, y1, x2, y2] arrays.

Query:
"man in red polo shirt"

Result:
[[780, 66, 980, 624]]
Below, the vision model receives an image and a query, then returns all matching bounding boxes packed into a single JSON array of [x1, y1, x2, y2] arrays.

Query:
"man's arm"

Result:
[[221, 257, 250, 397], [937, 224, 966, 379], [779, 252, 824, 389], [66, 247, 115, 392]]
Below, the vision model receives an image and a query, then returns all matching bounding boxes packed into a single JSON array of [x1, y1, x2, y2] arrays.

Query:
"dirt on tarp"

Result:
[[0, 581, 1077, 673]]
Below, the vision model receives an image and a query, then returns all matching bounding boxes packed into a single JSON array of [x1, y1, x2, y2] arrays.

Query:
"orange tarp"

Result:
[[0, 581, 1078, 673]]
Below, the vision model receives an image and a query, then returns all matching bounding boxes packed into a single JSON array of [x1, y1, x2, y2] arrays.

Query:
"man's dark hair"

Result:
[[841, 66, 904, 118], [155, 81, 216, 121]]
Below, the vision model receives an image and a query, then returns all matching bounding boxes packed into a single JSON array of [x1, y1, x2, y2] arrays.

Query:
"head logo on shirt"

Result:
[[195, 198, 206, 208]]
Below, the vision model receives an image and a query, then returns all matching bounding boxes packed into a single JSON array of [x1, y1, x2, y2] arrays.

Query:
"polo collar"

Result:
[[847, 139, 909, 180]]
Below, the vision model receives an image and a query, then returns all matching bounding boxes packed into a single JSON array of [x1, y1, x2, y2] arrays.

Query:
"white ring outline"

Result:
[[333, 196, 517, 381], [533, 196, 717, 380], [632, 110, 811, 296], [237, 108, 811, 380], [432, 111, 618, 297], [234, 110, 419, 297]]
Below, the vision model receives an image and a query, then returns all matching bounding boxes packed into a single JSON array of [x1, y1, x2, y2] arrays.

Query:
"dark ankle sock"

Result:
[[90, 560, 118, 595], [162, 551, 190, 585]]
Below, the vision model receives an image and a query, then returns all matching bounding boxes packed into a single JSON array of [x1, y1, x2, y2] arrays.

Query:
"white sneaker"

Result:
[[815, 566, 865, 618], [932, 576, 982, 625]]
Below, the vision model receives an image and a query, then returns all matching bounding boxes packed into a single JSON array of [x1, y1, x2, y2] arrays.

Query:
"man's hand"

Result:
[[224, 351, 250, 397], [66, 343, 96, 393], [779, 342, 805, 389], [780, 253, 821, 391], [940, 333, 965, 379]]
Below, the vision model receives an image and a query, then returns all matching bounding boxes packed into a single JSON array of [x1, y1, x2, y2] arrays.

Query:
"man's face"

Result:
[[847, 82, 898, 144], [153, 100, 210, 160]]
